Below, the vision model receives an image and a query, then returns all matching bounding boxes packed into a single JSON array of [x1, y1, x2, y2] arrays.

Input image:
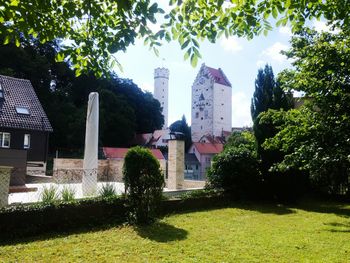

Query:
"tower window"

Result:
[[195, 112, 199, 118], [201, 117, 203, 120], [221, 103, 224, 106], [201, 126, 203, 130], [221, 117, 224, 120]]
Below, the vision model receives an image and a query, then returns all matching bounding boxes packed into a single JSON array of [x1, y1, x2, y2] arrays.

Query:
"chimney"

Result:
[[167, 132, 185, 190]]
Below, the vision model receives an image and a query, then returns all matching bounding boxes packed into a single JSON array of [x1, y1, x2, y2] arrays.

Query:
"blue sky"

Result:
[[115, 5, 329, 128]]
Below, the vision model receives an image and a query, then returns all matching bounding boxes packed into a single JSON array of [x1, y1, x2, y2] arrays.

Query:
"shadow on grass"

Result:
[[135, 222, 188, 243], [289, 197, 350, 219], [0, 219, 125, 247], [160, 198, 296, 218], [324, 222, 350, 233]]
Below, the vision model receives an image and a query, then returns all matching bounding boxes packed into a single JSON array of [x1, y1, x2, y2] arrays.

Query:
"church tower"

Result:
[[154, 67, 169, 129], [191, 64, 232, 142]]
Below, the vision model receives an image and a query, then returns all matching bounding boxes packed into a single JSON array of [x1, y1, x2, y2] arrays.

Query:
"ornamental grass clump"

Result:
[[123, 146, 164, 224], [99, 183, 117, 198], [41, 185, 59, 204], [61, 186, 76, 202]]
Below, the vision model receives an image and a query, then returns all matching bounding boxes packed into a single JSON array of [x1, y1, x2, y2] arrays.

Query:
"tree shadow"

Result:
[[289, 197, 350, 219], [0, 219, 125, 247], [135, 222, 188, 243], [324, 222, 350, 233]]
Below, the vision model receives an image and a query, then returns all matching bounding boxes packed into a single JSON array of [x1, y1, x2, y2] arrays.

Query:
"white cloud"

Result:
[[256, 60, 265, 68], [279, 26, 292, 36], [141, 82, 153, 93], [261, 42, 288, 63], [232, 91, 252, 127], [220, 36, 243, 53], [313, 20, 340, 34]]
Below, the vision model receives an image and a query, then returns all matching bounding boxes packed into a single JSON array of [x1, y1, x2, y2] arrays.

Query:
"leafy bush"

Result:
[[180, 189, 224, 200], [41, 185, 59, 204], [61, 186, 76, 202], [99, 183, 117, 198], [207, 147, 261, 198], [123, 146, 165, 224]]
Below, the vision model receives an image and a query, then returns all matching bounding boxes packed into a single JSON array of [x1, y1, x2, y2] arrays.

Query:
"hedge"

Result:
[[0, 190, 226, 240]]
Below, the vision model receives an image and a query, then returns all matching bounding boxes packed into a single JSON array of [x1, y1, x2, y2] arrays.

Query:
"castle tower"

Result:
[[154, 67, 169, 129], [191, 64, 232, 142]]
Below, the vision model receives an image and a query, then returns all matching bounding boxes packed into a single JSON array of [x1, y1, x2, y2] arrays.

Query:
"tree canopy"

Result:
[[1, 0, 349, 75], [0, 39, 164, 150], [262, 30, 350, 194]]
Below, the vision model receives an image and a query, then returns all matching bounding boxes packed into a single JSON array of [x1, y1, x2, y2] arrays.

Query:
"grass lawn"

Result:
[[0, 198, 349, 262]]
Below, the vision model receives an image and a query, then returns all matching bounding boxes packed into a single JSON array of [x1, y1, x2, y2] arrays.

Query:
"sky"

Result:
[[114, 4, 330, 128]]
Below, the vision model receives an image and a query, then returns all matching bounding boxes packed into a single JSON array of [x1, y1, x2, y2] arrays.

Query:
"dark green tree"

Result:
[[251, 65, 293, 170], [263, 30, 350, 195], [0, 39, 164, 150], [123, 146, 164, 224], [169, 115, 192, 152]]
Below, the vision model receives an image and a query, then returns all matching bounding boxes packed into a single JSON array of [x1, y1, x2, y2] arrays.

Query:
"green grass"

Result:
[[1, 199, 349, 262]]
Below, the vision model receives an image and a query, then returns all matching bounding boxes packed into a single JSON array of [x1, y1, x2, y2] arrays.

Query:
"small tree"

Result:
[[123, 146, 164, 224], [207, 133, 261, 199]]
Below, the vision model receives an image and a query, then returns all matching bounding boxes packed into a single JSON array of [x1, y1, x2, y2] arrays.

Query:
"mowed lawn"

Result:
[[1, 199, 349, 262]]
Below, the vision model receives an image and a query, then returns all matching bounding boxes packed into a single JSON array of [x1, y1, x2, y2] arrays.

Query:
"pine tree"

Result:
[[251, 64, 293, 173]]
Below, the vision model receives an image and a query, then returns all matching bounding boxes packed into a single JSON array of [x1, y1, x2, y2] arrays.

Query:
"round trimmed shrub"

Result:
[[207, 147, 261, 199], [123, 146, 164, 224]]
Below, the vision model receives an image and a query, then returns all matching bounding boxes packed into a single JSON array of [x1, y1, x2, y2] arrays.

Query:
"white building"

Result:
[[154, 67, 169, 129], [191, 64, 232, 142]]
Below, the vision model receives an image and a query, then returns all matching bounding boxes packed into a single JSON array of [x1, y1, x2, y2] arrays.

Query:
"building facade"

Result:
[[191, 64, 232, 142], [0, 75, 53, 174], [154, 67, 169, 129]]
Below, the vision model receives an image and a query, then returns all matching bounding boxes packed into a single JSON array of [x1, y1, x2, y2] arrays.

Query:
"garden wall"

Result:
[[53, 158, 167, 183]]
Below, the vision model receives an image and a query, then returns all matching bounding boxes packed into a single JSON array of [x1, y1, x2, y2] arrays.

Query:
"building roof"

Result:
[[129, 133, 153, 146], [0, 75, 53, 132], [206, 66, 232, 87], [192, 142, 223, 154], [103, 147, 165, 160]]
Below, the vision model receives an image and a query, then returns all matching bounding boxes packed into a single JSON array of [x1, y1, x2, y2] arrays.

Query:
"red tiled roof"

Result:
[[193, 142, 223, 154], [206, 66, 232, 87], [103, 147, 165, 160]]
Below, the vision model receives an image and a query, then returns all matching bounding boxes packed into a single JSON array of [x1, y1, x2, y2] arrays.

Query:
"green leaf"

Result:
[[184, 47, 191, 60], [181, 39, 190, 49], [190, 53, 198, 67]]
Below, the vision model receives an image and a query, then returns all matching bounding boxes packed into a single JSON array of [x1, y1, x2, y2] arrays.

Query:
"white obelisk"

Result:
[[82, 92, 99, 196]]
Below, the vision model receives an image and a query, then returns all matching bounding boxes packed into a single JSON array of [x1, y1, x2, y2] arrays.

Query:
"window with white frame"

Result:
[[24, 134, 30, 149], [0, 132, 11, 148]]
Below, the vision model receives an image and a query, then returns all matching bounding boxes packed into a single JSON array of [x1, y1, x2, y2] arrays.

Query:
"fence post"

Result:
[[0, 166, 12, 208]]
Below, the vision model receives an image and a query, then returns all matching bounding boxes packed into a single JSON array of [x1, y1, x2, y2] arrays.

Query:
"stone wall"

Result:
[[53, 158, 167, 183], [183, 180, 206, 189], [0, 167, 11, 208]]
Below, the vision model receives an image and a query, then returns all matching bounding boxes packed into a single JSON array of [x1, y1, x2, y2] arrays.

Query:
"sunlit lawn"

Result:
[[0, 199, 349, 262]]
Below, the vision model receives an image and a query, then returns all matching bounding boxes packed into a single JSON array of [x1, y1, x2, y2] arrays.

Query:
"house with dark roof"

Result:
[[0, 75, 53, 174]]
